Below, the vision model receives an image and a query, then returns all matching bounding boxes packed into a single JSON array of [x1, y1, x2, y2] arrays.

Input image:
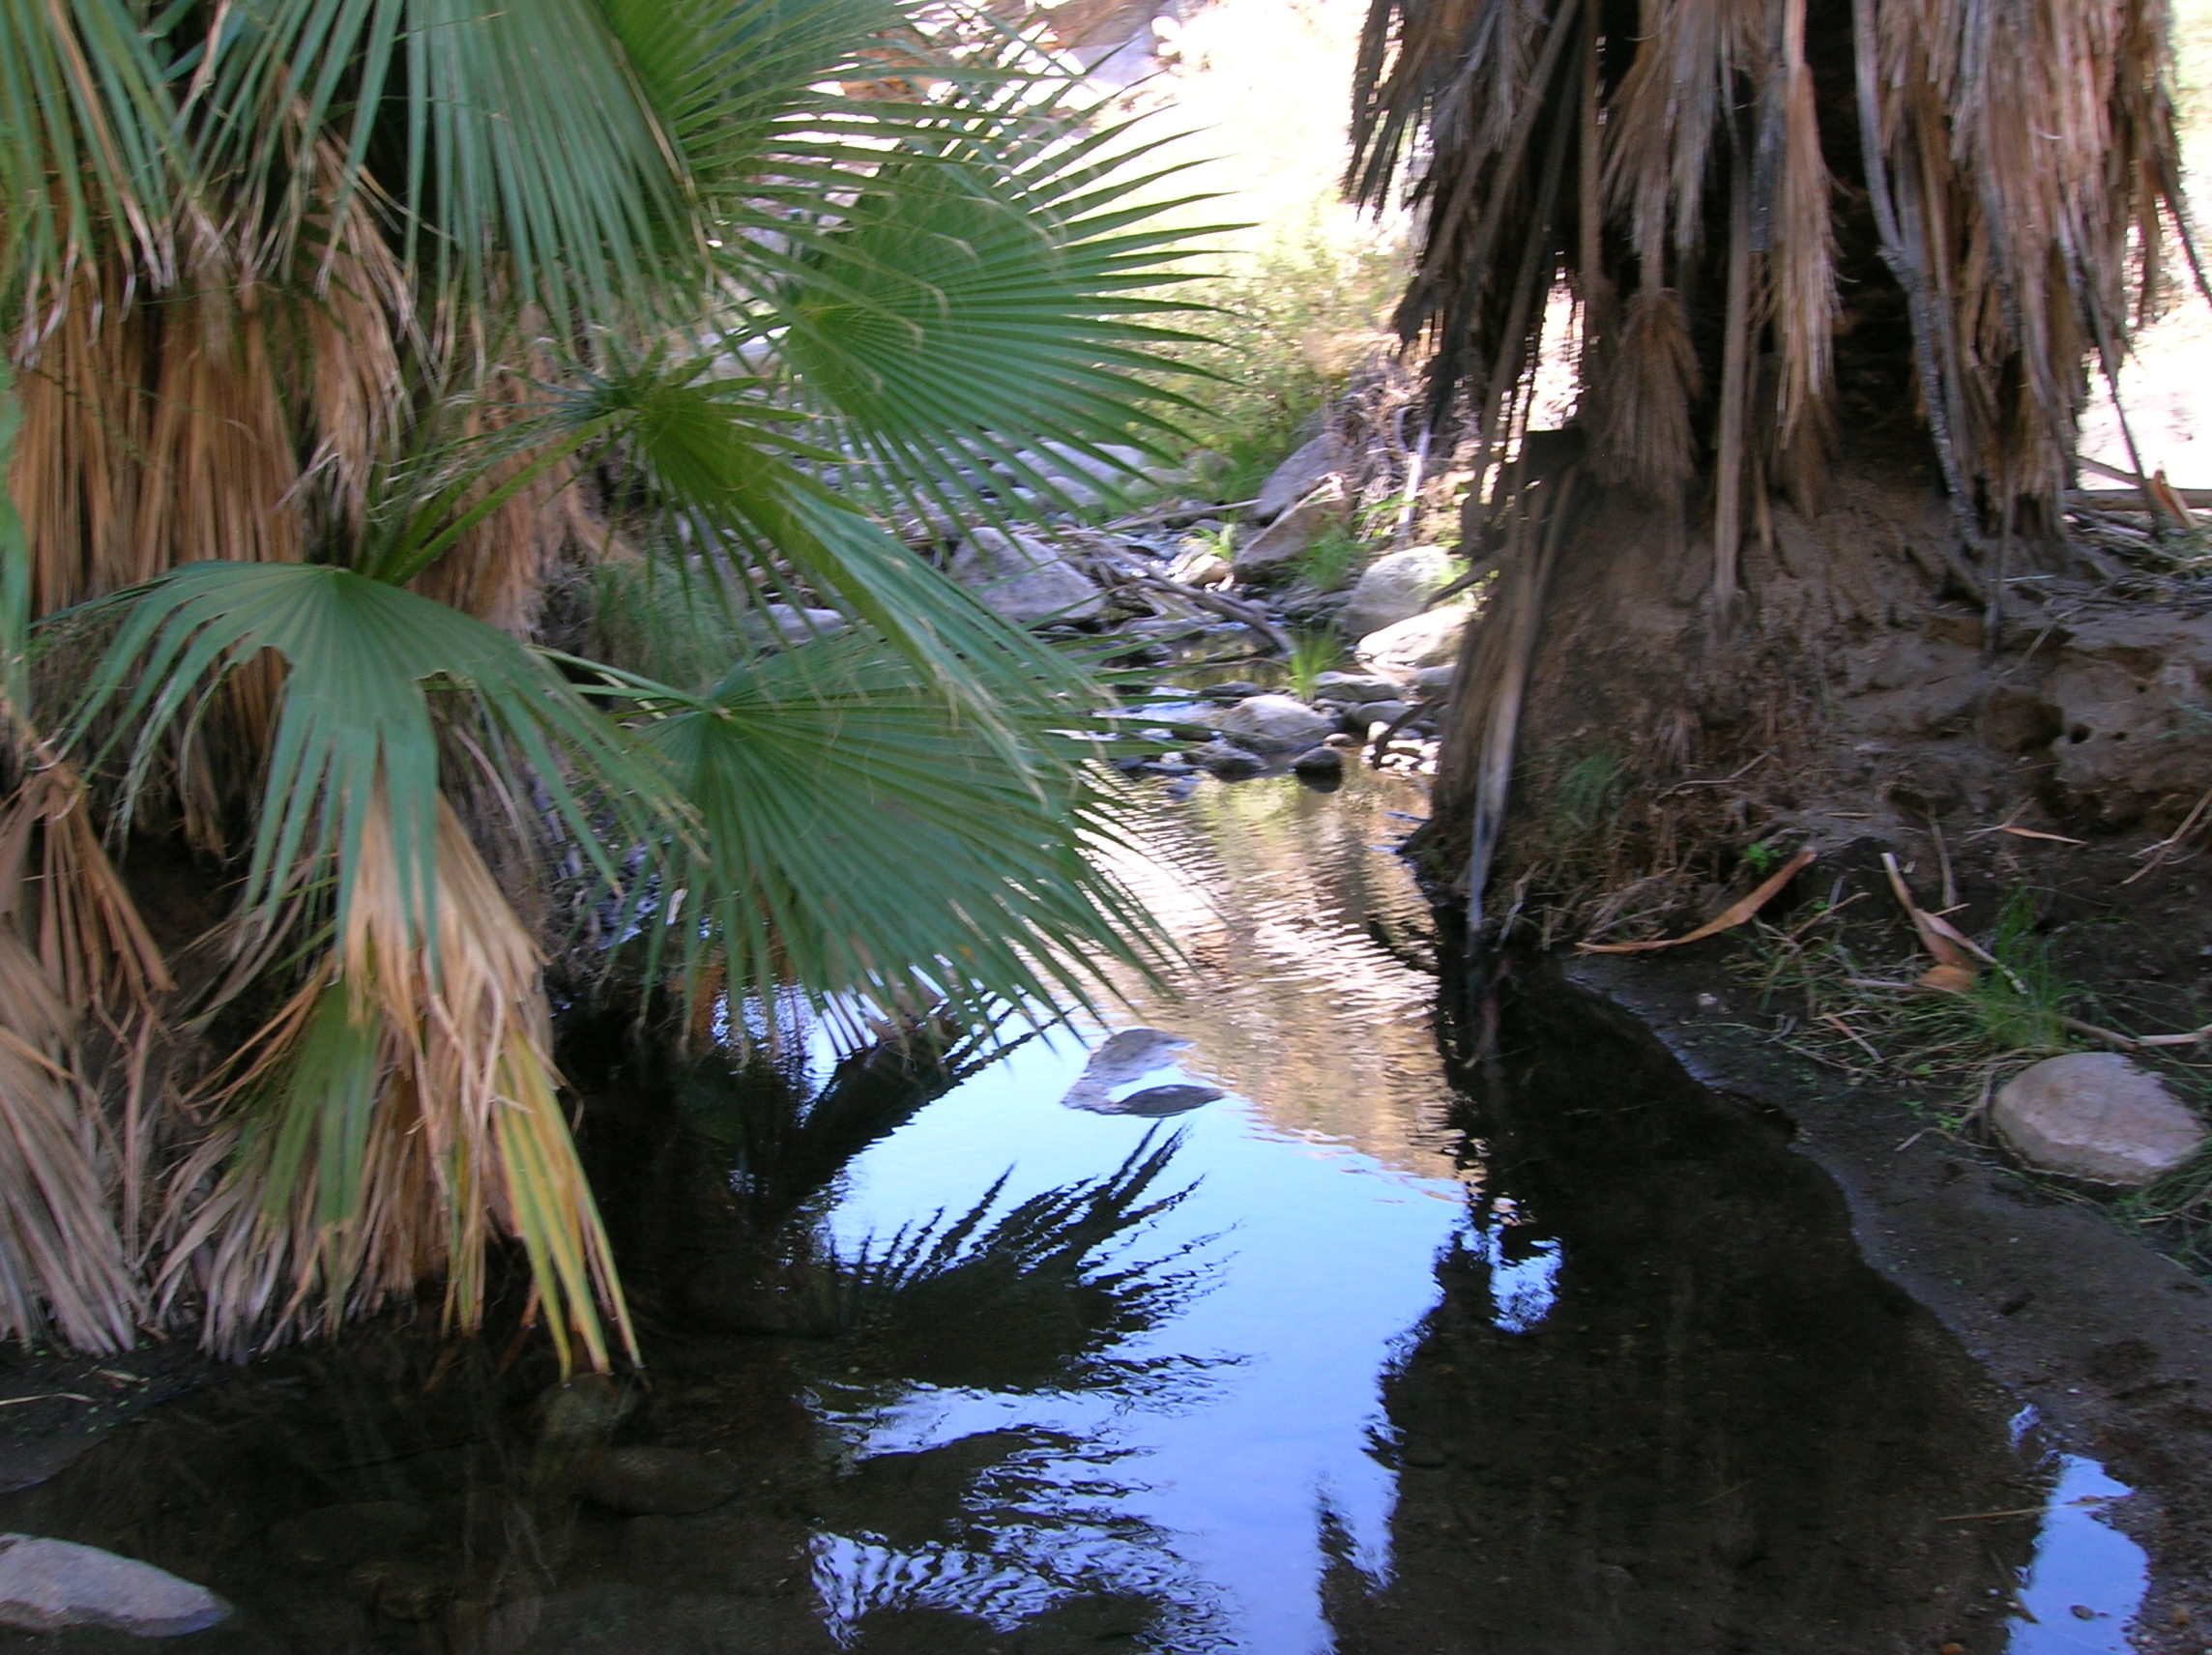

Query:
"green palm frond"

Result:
[[69, 562, 672, 944], [768, 109, 1214, 526], [586, 634, 1171, 1029], [564, 358, 1098, 711], [0, 0, 177, 305]]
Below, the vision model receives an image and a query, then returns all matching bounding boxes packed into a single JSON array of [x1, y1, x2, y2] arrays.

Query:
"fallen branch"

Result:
[[1124, 573, 1291, 653], [1104, 497, 1261, 532], [1578, 848, 1816, 954]]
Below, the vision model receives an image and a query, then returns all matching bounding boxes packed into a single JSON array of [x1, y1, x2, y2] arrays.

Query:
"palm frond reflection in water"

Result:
[[807, 1129, 1217, 1393]]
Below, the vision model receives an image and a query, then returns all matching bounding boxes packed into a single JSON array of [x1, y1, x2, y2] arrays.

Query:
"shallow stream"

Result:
[[0, 769, 2153, 1653]]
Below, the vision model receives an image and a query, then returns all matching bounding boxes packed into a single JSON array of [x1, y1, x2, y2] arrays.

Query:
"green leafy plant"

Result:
[[1285, 630, 1342, 700], [1741, 837, 1784, 877], [1294, 523, 1367, 594]]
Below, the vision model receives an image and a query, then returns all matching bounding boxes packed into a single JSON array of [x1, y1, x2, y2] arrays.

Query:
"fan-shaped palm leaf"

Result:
[[592, 633, 1170, 1028], [71, 560, 671, 945]]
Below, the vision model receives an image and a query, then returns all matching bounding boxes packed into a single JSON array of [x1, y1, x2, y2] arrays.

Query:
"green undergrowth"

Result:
[[1294, 522, 1367, 593], [1731, 887, 2212, 1275], [1284, 630, 1342, 700], [1153, 220, 1406, 503]]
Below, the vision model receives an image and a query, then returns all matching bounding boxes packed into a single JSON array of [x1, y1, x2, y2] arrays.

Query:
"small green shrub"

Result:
[[1285, 629, 1342, 700], [1295, 523, 1367, 593]]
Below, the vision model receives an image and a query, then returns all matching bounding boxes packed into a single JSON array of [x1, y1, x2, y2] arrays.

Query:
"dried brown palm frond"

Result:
[[10, 139, 413, 621], [0, 761, 169, 1020], [1352, 0, 2191, 559], [1764, 0, 1835, 451], [0, 861, 142, 1351], [408, 360, 594, 637], [157, 797, 633, 1371], [1603, 0, 1761, 276], [1596, 287, 1701, 498]]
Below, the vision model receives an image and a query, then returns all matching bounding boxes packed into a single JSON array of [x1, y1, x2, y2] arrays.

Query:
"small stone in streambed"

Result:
[[1186, 740, 1266, 780], [583, 1447, 742, 1516], [1323, 731, 1360, 749], [1992, 1053, 2206, 1186], [0, 1536, 229, 1637], [1110, 1084, 1225, 1118], [1292, 746, 1344, 780]]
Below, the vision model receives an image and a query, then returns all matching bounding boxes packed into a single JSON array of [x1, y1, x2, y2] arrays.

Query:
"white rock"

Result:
[[1251, 433, 1346, 523], [946, 529, 1106, 626], [1992, 1053, 2207, 1186], [0, 1536, 228, 1637], [1340, 547, 1464, 640], [1212, 694, 1334, 754], [1356, 603, 1473, 673]]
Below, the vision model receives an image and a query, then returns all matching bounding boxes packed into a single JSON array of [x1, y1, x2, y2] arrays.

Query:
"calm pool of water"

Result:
[[0, 770, 2149, 1653]]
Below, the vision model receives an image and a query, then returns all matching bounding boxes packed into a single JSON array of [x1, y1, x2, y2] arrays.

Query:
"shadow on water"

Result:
[[0, 771, 2155, 1653], [1324, 968, 2060, 1654]]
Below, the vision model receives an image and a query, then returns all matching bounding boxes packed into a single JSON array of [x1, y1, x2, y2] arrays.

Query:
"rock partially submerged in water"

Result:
[[1062, 1028, 1225, 1116], [1186, 739, 1266, 780], [1110, 1084, 1225, 1118], [1212, 694, 1333, 755], [0, 1536, 228, 1637], [1993, 1053, 2206, 1186], [1292, 746, 1345, 791], [583, 1447, 742, 1516]]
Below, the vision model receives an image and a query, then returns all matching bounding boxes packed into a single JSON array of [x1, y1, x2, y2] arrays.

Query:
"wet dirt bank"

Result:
[[1547, 948, 2212, 1654]]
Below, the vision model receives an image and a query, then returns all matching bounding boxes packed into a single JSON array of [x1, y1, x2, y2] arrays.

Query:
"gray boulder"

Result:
[[1252, 433, 1346, 522], [1213, 694, 1335, 754], [1411, 664, 1456, 697], [1356, 603, 1472, 673], [1992, 1053, 2206, 1186], [0, 1537, 228, 1636], [1340, 547, 1464, 640], [946, 529, 1106, 625], [583, 1447, 742, 1516], [1231, 496, 1342, 576], [1309, 671, 1401, 707]]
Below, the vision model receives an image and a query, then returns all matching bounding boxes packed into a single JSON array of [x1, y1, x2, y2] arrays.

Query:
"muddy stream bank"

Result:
[[0, 765, 2185, 1653]]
